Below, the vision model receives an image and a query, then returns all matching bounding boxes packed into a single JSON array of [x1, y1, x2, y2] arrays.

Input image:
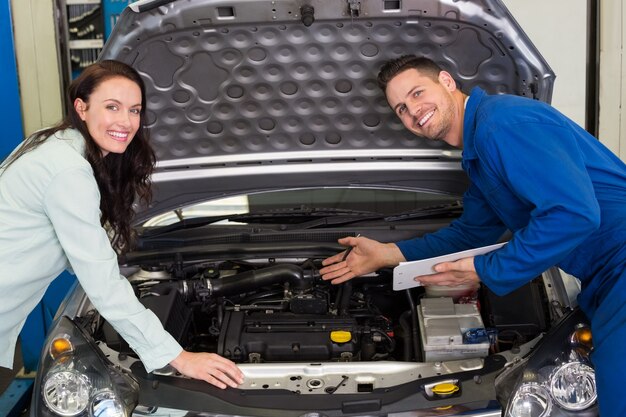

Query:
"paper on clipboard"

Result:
[[392, 242, 506, 291]]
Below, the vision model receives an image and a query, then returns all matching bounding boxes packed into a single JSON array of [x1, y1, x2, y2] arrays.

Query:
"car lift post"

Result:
[[0, 379, 34, 417]]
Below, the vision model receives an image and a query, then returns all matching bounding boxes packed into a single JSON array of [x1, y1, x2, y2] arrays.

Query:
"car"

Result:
[[31, 0, 598, 416]]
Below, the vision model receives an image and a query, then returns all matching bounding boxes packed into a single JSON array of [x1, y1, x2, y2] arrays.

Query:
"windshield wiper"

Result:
[[383, 201, 463, 222], [140, 207, 381, 238], [140, 215, 232, 237], [140, 203, 463, 238], [290, 202, 464, 229], [230, 206, 380, 220]]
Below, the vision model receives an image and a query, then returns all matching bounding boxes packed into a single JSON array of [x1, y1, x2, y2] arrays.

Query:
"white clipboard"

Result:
[[392, 242, 506, 291]]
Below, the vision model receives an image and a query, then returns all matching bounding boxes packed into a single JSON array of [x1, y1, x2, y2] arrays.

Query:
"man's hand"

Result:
[[320, 236, 405, 284], [417, 256, 480, 286], [170, 350, 244, 389]]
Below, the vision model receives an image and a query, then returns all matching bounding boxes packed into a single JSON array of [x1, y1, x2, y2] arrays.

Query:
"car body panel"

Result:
[[99, 0, 554, 221]]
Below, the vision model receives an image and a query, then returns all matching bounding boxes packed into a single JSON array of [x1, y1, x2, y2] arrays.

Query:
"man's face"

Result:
[[385, 68, 461, 147]]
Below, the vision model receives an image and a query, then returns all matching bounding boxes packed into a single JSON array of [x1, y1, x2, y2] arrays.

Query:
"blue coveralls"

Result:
[[397, 87, 626, 416]]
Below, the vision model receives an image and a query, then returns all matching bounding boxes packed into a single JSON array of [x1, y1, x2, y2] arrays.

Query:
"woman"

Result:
[[0, 60, 243, 389]]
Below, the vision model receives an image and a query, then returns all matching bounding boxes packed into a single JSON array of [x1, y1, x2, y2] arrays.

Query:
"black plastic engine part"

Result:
[[141, 289, 192, 342], [290, 294, 328, 314], [482, 279, 548, 341], [101, 288, 191, 348], [217, 311, 359, 362]]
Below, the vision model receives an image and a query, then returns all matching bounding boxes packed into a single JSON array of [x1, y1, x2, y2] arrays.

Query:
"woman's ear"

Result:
[[74, 98, 87, 121]]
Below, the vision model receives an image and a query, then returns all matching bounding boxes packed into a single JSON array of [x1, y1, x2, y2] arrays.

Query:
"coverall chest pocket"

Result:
[[481, 180, 531, 231]]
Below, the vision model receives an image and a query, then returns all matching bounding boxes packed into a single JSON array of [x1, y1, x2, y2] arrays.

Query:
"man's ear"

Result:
[[438, 71, 457, 92], [74, 98, 87, 121]]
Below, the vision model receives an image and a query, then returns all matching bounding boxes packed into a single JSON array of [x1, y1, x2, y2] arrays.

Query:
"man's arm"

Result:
[[472, 120, 600, 295], [396, 183, 506, 262], [321, 185, 506, 284], [320, 236, 405, 284]]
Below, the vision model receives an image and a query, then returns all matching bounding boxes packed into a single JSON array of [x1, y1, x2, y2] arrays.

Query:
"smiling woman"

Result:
[[0, 60, 244, 396], [74, 76, 143, 156]]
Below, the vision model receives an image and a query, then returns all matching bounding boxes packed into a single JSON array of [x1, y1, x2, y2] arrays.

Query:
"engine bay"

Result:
[[96, 258, 551, 366]]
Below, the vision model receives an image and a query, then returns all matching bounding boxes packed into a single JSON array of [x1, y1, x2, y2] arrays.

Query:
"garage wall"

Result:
[[599, 1, 625, 160], [504, 0, 625, 162], [10, 0, 63, 137], [502, 0, 587, 128]]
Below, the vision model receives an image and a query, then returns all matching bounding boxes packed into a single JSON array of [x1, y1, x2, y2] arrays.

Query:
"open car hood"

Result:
[[99, 0, 554, 222]]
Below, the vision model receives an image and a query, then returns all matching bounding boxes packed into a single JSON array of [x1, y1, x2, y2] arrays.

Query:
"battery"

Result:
[[418, 297, 490, 362]]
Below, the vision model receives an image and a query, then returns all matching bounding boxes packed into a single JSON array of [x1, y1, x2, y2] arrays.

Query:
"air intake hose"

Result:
[[147, 264, 316, 301], [207, 264, 312, 297]]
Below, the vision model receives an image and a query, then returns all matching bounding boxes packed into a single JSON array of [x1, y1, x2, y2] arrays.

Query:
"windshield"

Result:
[[143, 187, 461, 227]]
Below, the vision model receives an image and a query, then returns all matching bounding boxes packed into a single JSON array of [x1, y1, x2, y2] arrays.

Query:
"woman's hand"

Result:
[[417, 257, 480, 286], [170, 350, 244, 389], [319, 236, 405, 284]]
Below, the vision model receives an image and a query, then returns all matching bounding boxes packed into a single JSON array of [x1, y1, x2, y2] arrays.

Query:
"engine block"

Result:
[[217, 311, 359, 362]]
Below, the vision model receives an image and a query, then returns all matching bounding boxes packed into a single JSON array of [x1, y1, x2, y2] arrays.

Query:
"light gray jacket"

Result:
[[0, 128, 181, 371]]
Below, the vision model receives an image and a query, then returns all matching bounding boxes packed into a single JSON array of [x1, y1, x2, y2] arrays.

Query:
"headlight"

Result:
[[43, 371, 91, 416], [507, 382, 552, 417], [31, 316, 139, 417], [504, 361, 597, 417], [550, 361, 596, 410], [90, 390, 125, 417], [497, 309, 598, 417]]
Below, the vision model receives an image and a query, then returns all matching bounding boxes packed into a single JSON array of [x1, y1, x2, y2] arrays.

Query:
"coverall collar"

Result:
[[462, 87, 487, 161]]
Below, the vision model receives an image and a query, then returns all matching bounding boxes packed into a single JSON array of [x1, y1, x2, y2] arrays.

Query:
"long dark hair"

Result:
[[1, 60, 156, 254]]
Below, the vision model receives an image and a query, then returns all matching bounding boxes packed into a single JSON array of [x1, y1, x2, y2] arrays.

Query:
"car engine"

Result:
[[97, 258, 549, 364]]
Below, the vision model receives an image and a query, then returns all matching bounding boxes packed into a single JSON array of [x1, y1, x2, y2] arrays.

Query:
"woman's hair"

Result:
[[377, 55, 443, 93], [1, 60, 156, 254]]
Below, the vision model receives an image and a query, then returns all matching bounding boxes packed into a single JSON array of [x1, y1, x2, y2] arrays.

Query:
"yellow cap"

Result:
[[432, 383, 459, 396], [330, 331, 352, 344]]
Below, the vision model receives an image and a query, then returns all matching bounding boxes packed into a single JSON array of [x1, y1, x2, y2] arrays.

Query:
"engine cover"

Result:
[[217, 311, 359, 362]]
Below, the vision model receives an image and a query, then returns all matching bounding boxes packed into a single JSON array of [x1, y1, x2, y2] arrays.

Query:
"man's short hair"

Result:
[[377, 55, 443, 93]]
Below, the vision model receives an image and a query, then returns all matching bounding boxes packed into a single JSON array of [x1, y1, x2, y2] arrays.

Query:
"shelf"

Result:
[[68, 39, 104, 49]]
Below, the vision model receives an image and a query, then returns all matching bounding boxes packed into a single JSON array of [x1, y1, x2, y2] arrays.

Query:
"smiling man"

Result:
[[320, 54, 626, 417], [384, 57, 465, 147]]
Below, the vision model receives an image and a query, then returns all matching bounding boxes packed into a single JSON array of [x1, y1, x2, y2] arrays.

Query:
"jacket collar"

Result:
[[462, 87, 487, 161], [54, 128, 88, 158]]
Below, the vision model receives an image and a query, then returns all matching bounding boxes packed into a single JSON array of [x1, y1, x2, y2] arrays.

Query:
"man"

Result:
[[320, 55, 626, 416]]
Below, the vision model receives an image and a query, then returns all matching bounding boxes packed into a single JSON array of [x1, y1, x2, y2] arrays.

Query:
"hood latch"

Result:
[[347, 0, 361, 18]]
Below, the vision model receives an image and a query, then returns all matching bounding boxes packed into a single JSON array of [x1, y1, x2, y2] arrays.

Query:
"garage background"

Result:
[[0, 0, 624, 402]]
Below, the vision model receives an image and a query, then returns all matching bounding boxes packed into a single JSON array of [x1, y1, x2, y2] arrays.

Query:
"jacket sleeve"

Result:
[[396, 183, 507, 261], [473, 120, 600, 295], [43, 166, 183, 372]]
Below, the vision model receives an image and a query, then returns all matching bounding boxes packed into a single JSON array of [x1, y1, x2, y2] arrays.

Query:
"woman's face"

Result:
[[74, 76, 142, 156]]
